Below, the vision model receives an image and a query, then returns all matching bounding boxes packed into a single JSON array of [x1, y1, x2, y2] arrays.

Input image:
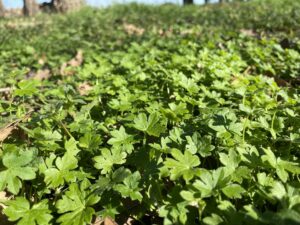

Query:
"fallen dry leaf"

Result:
[[0, 111, 33, 142], [78, 82, 93, 96], [68, 50, 84, 67], [123, 217, 134, 225], [60, 50, 84, 76], [104, 217, 118, 225], [180, 29, 194, 35], [123, 23, 145, 36], [60, 62, 69, 76], [38, 55, 47, 66], [0, 126, 15, 143], [240, 29, 256, 37], [0, 192, 9, 209], [33, 69, 51, 81], [91, 217, 118, 225], [158, 28, 173, 37], [91, 217, 103, 225], [0, 87, 14, 93]]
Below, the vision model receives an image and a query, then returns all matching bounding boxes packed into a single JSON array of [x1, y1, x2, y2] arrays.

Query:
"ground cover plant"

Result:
[[0, 0, 300, 224]]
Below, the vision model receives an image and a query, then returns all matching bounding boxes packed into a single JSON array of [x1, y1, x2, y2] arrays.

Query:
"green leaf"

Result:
[[169, 127, 184, 145], [180, 190, 195, 202], [149, 137, 171, 154], [168, 102, 189, 117], [259, 116, 270, 130], [56, 180, 100, 225], [262, 148, 300, 182], [219, 149, 240, 172], [112, 167, 131, 183], [43, 152, 78, 188], [270, 181, 286, 200], [25, 128, 62, 151], [209, 111, 243, 136], [0, 150, 36, 194], [94, 148, 127, 174], [222, 184, 245, 198], [107, 126, 134, 153], [262, 147, 277, 168], [186, 132, 215, 157], [277, 158, 300, 174], [65, 138, 80, 156], [4, 198, 52, 225], [159, 201, 189, 225], [276, 165, 289, 183], [79, 133, 102, 151], [114, 171, 143, 201], [178, 74, 199, 94], [203, 213, 223, 225], [193, 168, 231, 198], [14, 80, 39, 97], [134, 112, 166, 137], [164, 149, 200, 182]]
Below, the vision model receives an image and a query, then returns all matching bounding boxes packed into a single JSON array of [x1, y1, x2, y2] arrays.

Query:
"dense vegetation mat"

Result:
[[0, 0, 300, 224]]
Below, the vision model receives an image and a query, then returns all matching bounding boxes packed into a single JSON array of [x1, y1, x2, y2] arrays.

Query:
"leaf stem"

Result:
[[242, 116, 249, 144], [59, 120, 74, 139]]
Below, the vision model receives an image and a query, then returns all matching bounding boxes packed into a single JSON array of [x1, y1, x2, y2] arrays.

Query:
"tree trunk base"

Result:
[[23, 0, 40, 16], [54, 0, 85, 13], [0, 0, 4, 17], [183, 0, 193, 5]]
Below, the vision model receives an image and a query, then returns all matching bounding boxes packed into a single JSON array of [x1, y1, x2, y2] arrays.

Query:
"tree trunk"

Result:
[[0, 0, 5, 17], [205, 0, 209, 4], [219, 0, 224, 3], [183, 0, 193, 5], [23, 0, 39, 16], [40, 0, 56, 13], [54, 0, 84, 13]]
